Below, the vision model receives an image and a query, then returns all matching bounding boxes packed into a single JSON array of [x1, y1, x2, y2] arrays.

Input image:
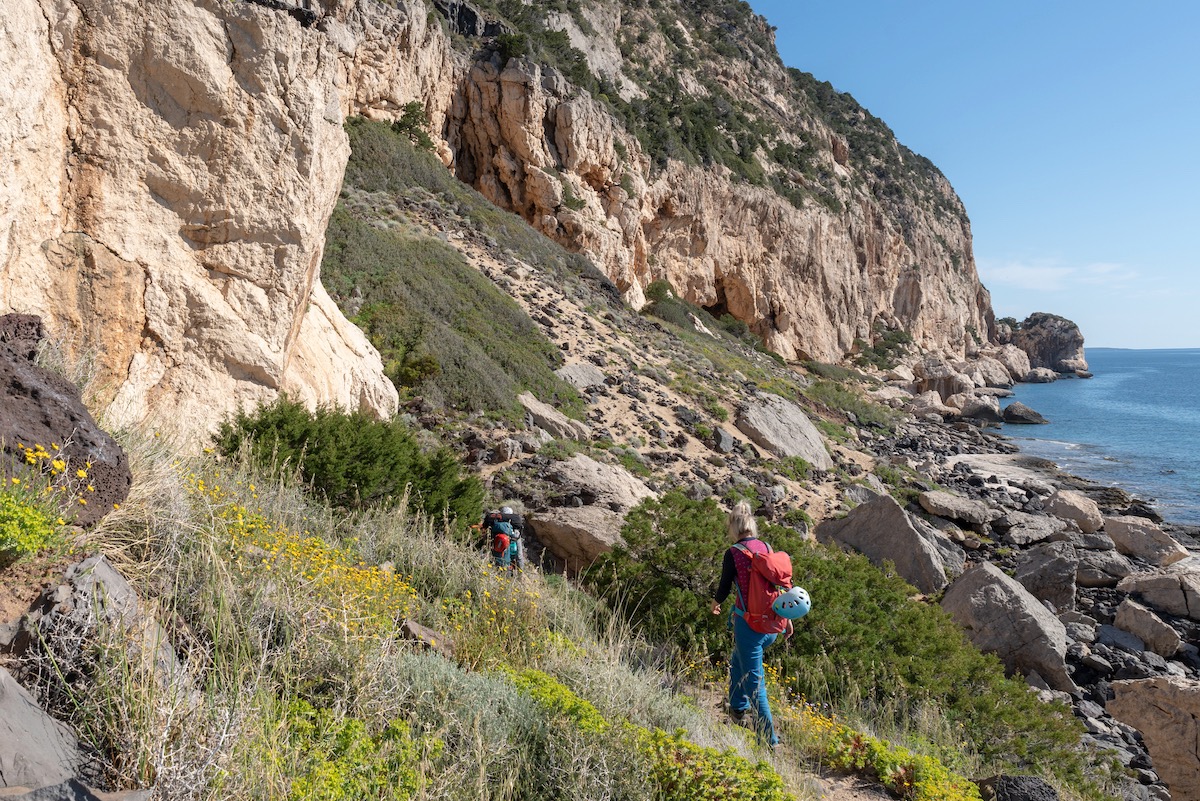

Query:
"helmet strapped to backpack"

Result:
[[772, 586, 811, 620]]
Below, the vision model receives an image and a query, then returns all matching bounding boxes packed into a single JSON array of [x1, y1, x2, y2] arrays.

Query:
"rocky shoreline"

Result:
[[853, 413, 1199, 801]]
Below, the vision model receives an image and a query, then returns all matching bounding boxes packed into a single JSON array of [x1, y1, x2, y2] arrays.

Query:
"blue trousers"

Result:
[[729, 615, 778, 745]]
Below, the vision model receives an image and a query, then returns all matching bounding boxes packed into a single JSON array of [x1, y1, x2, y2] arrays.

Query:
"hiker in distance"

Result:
[[482, 505, 525, 573], [710, 500, 809, 747]]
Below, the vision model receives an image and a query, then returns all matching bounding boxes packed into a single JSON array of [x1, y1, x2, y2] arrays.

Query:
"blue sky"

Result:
[[748, 1, 1200, 348]]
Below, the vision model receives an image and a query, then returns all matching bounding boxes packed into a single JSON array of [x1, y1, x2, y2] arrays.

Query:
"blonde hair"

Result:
[[727, 500, 758, 542]]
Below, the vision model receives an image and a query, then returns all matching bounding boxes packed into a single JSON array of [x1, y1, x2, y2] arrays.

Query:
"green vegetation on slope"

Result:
[[322, 119, 603, 418], [586, 492, 1119, 798]]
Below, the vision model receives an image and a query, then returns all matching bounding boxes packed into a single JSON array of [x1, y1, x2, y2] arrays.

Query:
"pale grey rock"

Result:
[[1106, 516, 1189, 567], [1076, 549, 1135, 587], [989, 344, 1032, 384], [0, 667, 81, 791], [1115, 599, 1182, 657], [817, 494, 963, 594], [941, 562, 1078, 694], [550, 454, 655, 513], [996, 511, 1065, 546], [1045, 489, 1104, 533], [956, 394, 1004, 423], [1109, 677, 1200, 801], [734, 393, 832, 470], [1098, 624, 1146, 655], [530, 505, 626, 575], [490, 438, 522, 463], [884, 365, 915, 383], [970, 355, 1016, 388], [918, 490, 995, 527], [913, 357, 974, 400], [1015, 542, 1078, 612], [905, 390, 956, 419], [1118, 557, 1200, 621], [519, 392, 591, 441], [1024, 368, 1059, 384], [555, 362, 608, 392]]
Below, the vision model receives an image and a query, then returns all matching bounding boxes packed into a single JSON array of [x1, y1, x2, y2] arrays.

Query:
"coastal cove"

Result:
[[1001, 348, 1200, 525]]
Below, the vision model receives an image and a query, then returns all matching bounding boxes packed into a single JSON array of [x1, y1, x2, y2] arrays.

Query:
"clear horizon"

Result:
[[748, 1, 1200, 350]]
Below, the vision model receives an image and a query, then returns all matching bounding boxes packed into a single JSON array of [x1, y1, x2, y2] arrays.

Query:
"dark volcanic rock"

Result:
[[0, 315, 131, 526], [976, 774, 1060, 801]]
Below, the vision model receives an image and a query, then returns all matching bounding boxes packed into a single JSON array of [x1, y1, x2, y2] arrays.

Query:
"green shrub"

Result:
[[804, 380, 897, 430], [390, 101, 434, 152], [585, 492, 730, 655], [774, 456, 811, 482], [0, 482, 64, 565], [634, 727, 789, 801], [214, 397, 483, 521], [285, 698, 435, 801]]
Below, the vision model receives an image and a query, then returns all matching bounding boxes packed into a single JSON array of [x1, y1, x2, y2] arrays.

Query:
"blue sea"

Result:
[[1000, 348, 1200, 526]]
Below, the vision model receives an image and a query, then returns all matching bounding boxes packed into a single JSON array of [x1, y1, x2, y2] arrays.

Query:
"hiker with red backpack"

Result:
[[709, 500, 810, 748], [481, 506, 525, 573]]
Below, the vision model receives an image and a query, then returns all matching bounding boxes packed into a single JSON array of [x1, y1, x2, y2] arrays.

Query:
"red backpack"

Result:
[[732, 542, 793, 634]]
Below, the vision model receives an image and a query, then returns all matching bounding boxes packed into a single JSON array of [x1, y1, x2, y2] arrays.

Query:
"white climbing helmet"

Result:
[[773, 586, 811, 620]]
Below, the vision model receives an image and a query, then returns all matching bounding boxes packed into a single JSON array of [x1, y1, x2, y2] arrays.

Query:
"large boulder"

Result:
[[953, 394, 1004, 424], [550, 454, 655, 512], [530, 455, 655, 574], [988, 344, 1032, 384], [734, 393, 832, 470], [1074, 548, 1135, 588], [1117, 557, 1200, 621], [1044, 490, 1103, 533], [0, 315, 131, 526], [994, 511, 1065, 546], [904, 390, 957, 420], [1002, 401, 1047, 425], [530, 505, 626, 575], [912, 357, 974, 401], [1105, 516, 1189, 567], [1114, 598, 1181, 657], [1108, 677, 1200, 800], [0, 666, 82, 791], [1024, 368, 1059, 384], [941, 562, 1078, 693], [816, 494, 964, 594], [1014, 542, 1078, 612], [1011, 313, 1089, 373], [518, 392, 591, 441], [969, 356, 1015, 389], [7, 556, 194, 709], [918, 490, 995, 528], [555, 362, 608, 392]]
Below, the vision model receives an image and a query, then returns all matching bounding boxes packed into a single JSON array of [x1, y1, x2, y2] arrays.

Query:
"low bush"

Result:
[[804, 380, 897, 430], [284, 698, 435, 801], [214, 397, 483, 521]]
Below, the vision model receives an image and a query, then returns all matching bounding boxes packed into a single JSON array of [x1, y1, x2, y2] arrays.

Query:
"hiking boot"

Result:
[[728, 708, 749, 726]]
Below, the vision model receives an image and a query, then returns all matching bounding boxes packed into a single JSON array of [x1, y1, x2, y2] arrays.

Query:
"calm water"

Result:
[[1000, 348, 1200, 525]]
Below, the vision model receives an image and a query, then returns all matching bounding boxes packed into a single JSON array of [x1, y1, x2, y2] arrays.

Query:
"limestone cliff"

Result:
[[0, 0, 449, 432], [440, 0, 995, 363], [1, 0, 997, 433]]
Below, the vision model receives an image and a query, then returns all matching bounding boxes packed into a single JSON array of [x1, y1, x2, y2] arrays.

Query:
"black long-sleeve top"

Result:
[[713, 537, 756, 603]]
